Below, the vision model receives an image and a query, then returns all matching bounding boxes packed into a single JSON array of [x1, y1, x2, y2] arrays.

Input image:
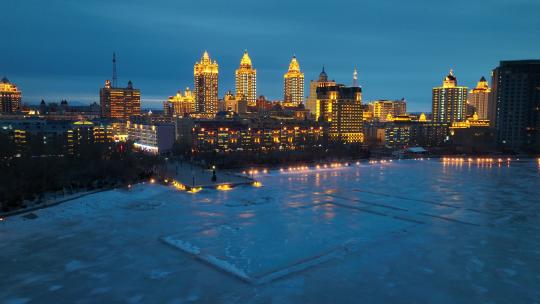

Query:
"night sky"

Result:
[[2, 0, 539, 112]]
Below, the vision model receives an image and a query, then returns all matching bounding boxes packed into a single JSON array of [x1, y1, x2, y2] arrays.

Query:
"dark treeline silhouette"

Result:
[[0, 139, 162, 212], [171, 141, 370, 169]]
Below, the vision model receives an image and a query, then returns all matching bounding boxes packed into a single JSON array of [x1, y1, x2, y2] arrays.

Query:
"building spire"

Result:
[[353, 66, 358, 87], [112, 52, 117, 88]]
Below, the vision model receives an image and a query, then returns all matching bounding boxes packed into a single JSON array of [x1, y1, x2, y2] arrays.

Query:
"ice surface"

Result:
[[1, 160, 540, 303]]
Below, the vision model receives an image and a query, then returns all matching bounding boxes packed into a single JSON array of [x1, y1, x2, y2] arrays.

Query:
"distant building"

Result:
[[491, 60, 540, 152], [235, 50, 257, 106], [0, 77, 21, 113], [0, 118, 114, 156], [449, 113, 495, 153], [127, 121, 175, 154], [68, 121, 114, 154], [316, 84, 363, 143], [306, 68, 336, 116], [194, 51, 219, 114], [283, 56, 304, 106], [164, 88, 195, 117], [183, 118, 324, 153], [371, 99, 407, 122], [468, 77, 491, 120], [432, 70, 468, 123], [99, 80, 141, 120], [255, 95, 271, 111]]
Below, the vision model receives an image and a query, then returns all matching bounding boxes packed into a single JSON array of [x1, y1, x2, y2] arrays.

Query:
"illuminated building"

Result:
[[127, 121, 175, 154], [256, 95, 271, 111], [283, 56, 305, 106], [491, 60, 540, 152], [0, 118, 115, 156], [383, 117, 448, 148], [316, 84, 363, 143], [306, 67, 336, 117], [100, 80, 141, 120], [432, 69, 468, 123], [188, 119, 324, 153], [164, 88, 195, 117], [0, 77, 21, 113], [449, 113, 495, 153], [371, 99, 407, 122], [468, 77, 491, 120], [235, 50, 257, 106], [362, 104, 374, 122], [194, 51, 219, 114], [223, 91, 237, 112], [67, 121, 114, 154]]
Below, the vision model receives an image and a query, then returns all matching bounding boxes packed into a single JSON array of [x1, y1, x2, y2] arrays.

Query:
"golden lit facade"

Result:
[[191, 121, 324, 152], [468, 76, 491, 120], [165, 88, 195, 117], [67, 121, 114, 154], [316, 85, 364, 143], [235, 51, 257, 106], [194, 51, 219, 114], [100, 80, 141, 120], [0, 77, 22, 113], [450, 113, 490, 130], [432, 70, 468, 123], [306, 68, 335, 116], [283, 56, 304, 106], [371, 99, 407, 122]]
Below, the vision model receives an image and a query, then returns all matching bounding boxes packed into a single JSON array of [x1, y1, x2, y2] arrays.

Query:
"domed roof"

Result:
[[240, 50, 252, 68], [445, 69, 456, 81], [443, 69, 457, 87], [288, 56, 300, 72], [1, 76, 10, 84]]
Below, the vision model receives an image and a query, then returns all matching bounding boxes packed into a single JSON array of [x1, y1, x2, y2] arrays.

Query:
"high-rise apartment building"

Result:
[[194, 51, 219, 114], [99, 80, 141, 120], [164, 88, 195, 117], [316, 84, 363, 143], [468, 76, 491, 120], [283, 56, 304, 106], [306, 68, 336, 116], [0, 77, 21, 113], [491, 60, 540, 152], [371, 99, 407, 121], [432, 70, 468, 123], [235, 50, 257, 106]]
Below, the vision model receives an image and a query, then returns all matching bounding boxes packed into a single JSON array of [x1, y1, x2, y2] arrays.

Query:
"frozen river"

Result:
[[1, 159, 539, 303]]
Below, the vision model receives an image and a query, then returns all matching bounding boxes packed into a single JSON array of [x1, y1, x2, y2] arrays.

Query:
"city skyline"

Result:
[[2, 0, 539, 112]]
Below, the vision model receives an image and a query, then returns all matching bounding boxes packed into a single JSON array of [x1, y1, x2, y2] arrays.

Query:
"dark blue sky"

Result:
[[2, 0, 539, 111]]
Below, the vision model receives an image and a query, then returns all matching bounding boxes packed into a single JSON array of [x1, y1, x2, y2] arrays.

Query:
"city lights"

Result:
[[216, 184, 232, 191]]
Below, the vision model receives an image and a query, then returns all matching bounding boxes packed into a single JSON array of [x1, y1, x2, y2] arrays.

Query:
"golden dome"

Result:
[[288, 56, 300, 72]]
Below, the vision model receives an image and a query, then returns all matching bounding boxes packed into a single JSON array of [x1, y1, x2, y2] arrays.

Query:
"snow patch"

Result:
[[205, 255, 250, 281], [162, 237, 201, 255]]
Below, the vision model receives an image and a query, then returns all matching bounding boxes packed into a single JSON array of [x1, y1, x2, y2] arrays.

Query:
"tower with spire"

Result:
[[194, 51, 219, 114], [283, 55, 305, 106], [100, 54, 140, 119], [235, 50, 257, 106], [306, 67, 336, 116], [432, 69, 468, 123], [468, 76, 491, 120], [112, 52, 118, 88], [0, 77, 22, 113]]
